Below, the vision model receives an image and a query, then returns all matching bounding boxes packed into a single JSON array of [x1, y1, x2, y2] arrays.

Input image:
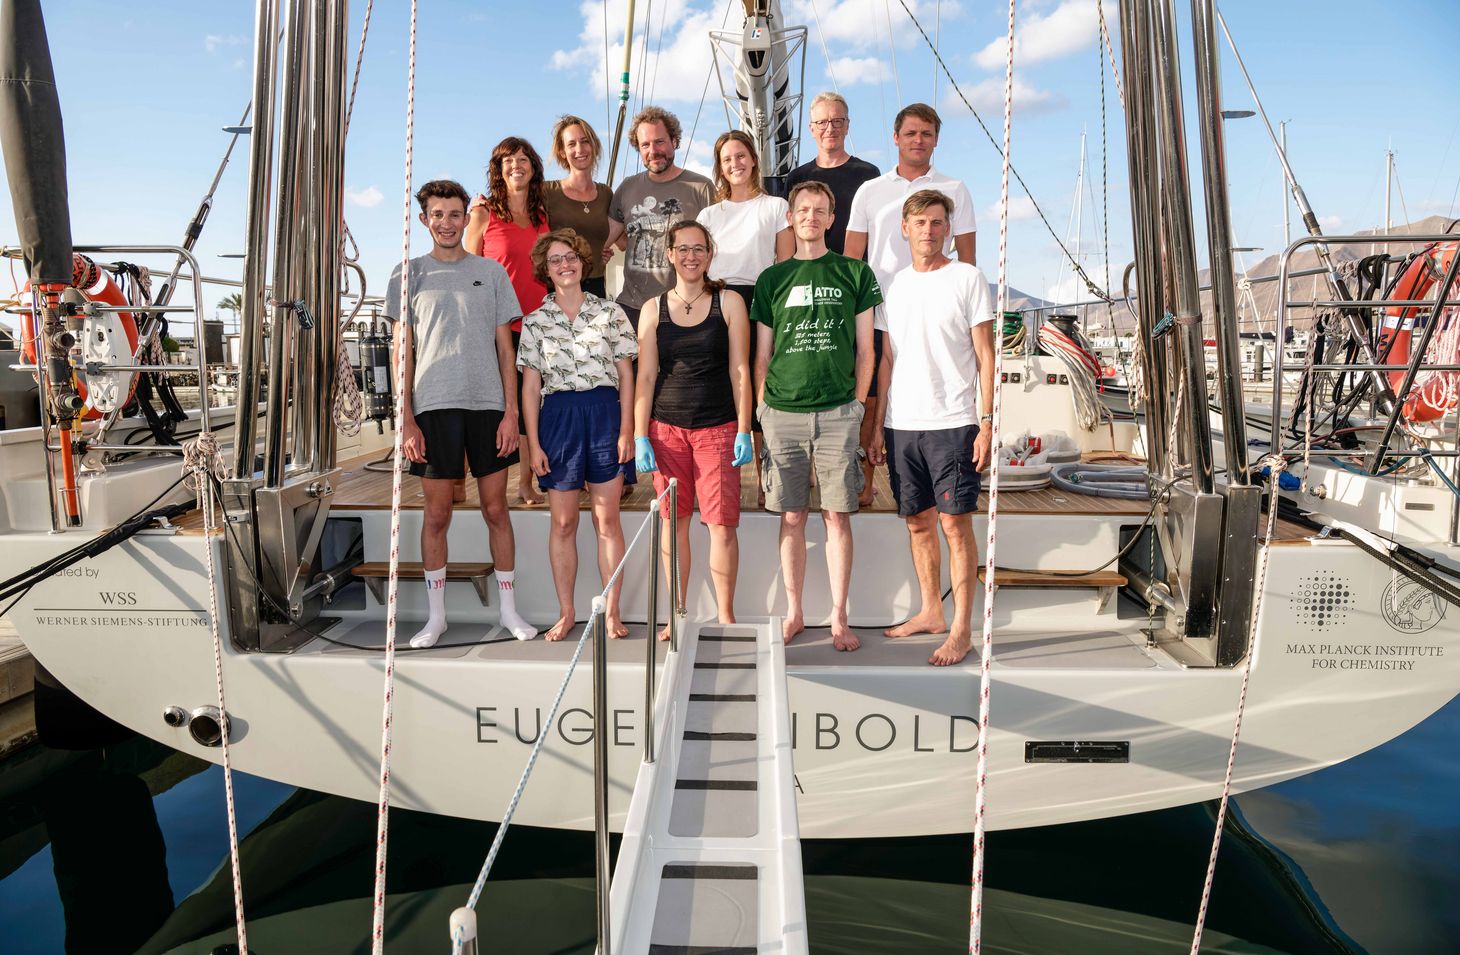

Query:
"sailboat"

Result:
[[0, 0, 1455, 855]]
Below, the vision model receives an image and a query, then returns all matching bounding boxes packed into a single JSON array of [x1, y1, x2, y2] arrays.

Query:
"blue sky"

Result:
[[3, 0, 1457, 314]]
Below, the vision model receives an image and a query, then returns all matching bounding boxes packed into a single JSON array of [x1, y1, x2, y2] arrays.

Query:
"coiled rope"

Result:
[[370, 0, 415, 949], [970, 3, 1015, 952], [1188, 456, 1286, 953], [182, 432, 247, 955]]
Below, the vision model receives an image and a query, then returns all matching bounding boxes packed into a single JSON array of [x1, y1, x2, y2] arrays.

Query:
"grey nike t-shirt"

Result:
[[383, 253, 521, 414]]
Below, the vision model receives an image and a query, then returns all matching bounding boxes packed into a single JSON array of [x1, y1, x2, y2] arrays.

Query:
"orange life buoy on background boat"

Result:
[[1378, 241, 1460, 422], [22, 253, 141, 420]]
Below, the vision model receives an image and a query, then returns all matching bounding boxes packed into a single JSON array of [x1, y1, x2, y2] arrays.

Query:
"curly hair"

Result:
[[664, 220, 725, 292], [710, 130, 763, 202], [628, 106, 682, 149], [529, 228, 594, 287], [414, 179, 469, 214], [485, 137, 547, 227], [549, 115, 602, 172]]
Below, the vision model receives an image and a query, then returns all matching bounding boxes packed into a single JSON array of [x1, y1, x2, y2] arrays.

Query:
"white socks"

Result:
[[409, 567, 448, 649], [496, 570, 537, 641]]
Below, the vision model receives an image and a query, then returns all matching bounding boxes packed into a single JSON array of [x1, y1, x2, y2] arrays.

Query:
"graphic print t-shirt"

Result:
[[609, 169, 715, 315], [751, 252, 882, 413]]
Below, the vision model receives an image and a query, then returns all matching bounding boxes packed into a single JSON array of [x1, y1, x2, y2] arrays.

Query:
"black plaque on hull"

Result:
[[1024, 740, 1130, 763]]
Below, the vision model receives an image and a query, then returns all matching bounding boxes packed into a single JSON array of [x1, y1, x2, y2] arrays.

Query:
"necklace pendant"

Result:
[[582, 203, 591, 213]]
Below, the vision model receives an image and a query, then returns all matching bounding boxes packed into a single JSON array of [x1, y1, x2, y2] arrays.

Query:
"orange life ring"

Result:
[[1378, 242, 1460, 422], [23, 254, 141, 420]]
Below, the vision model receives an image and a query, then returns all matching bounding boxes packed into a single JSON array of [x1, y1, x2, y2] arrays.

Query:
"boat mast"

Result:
[[711, 1, 807, 194], [604, 0, 638, 185]]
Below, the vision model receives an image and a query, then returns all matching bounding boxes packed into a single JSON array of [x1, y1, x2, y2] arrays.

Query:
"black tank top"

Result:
[[652, 289, 737, 430]]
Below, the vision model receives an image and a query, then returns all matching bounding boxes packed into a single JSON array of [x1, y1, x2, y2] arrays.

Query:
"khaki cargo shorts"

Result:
[[758, 399, 865, 514]]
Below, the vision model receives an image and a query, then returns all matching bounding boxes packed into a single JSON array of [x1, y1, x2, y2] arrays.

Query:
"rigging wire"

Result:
[[883, 0, 903, 105], [603, 0, 613, 135], [683, 0, 737, 180], [894, 0, 1115, 304], [808, 0, 842, 95]]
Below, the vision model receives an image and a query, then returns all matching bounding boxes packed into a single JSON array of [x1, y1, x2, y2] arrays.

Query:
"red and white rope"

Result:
[[971, 2, 1016, 952], [1189, 456, 1285, 953], [370, 0, 415, 950], [183, 433, 247, 955]]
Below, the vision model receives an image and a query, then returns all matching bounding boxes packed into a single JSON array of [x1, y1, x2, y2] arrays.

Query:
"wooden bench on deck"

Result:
[[977, 567, 1128, 612], [351, 561, 495, 606]]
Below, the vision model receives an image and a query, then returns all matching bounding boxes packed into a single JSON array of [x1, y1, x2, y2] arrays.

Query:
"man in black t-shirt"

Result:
[[785, 91, 883, 504], [784, 92, 880, 256]]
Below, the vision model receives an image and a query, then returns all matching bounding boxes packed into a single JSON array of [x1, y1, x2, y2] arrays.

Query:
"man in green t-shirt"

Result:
[[751, 180, 882, 652]]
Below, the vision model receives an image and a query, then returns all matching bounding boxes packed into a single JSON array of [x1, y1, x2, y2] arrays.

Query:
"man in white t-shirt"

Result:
[[843, 103, 977, 292], [868, 189, 995, 667]]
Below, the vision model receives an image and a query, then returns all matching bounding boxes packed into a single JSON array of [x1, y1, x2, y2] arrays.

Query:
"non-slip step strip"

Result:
[[661, 863, 758, 880], [675, 779, 758, 790], [648, 945, 756, 954], [683, 730, 757, 741], [688, 693, 756, 702], [693, 662, 756, 669], [698, 633, 758, 642]]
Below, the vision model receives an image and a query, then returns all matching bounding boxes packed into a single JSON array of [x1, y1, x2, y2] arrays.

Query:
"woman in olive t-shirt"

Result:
[[543, 115, 622, 299]]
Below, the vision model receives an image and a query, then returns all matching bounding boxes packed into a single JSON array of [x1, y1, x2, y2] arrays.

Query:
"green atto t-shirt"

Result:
[[751, 252, 883, 412]]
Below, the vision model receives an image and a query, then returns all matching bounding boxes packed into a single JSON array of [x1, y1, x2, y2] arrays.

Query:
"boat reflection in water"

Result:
[[2, 696, 1456, 953]]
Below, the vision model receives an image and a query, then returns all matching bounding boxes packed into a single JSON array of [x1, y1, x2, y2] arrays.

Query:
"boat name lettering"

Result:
[[475, 706, 640, 747], [791, 711, 979, 753]]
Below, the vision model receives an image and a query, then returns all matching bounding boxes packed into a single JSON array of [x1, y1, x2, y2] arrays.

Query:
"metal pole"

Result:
[[668, 479, 680, 652], [1280, 121, 1289, 249], [233, 0, 282, 480], [589, 595, 612, 955], [603, 0, 638, 186], [1189, 0, 1248, 482], [644, 506, 661, 763]]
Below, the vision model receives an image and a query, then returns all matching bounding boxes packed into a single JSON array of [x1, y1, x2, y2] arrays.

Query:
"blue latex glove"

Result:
[[732, 432, 753, 467], [635, 436, 657, 473]]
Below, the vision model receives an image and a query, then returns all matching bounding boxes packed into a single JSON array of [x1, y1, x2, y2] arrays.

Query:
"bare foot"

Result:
[[607, 614, 629, 639], [885, 611, 948, 638], [658, 624, 672, 642], [858, 484, 876, 508], [831, 621, 861, 652], [782, 614, 804, 645], [545, 613, 574, 642], [929, 633, 973, 666], [517, 487, 545, 506]]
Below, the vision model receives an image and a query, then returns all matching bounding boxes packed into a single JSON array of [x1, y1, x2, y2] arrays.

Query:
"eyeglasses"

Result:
[[811, 117, 849, 130], [672, 244, 709, 256], [545, 253, 581, 266]]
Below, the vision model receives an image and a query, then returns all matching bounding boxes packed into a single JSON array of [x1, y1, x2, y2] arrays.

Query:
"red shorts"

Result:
[[648, 419, 741, 527]]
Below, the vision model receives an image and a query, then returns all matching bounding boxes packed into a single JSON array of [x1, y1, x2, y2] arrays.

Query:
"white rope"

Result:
[[370, 0, 415, 949], [1188, 456, 1286, 953], [459, 486, 673, 926], [971, 2, 1015, 951], [182, 432, 247, 955]]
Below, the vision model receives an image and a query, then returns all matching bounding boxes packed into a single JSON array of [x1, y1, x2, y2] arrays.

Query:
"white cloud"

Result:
[[346, 185, 385, 209], [944, 77, 1065, 116], [550, 1, 726, 105], [984, 195, 1040, 223], [681, 139, 716, 179], [827, 56, 894, 86], [973, 0, 1107, 71], [783, 0, 962, 51], [1318, 214, 1343, 230], [204, 34, 246, 55]]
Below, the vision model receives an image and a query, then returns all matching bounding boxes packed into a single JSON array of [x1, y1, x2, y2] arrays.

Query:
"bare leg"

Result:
[[823, 510, 859, 651], [411, 479, 456, 648], [778, 509, 808, 644], [588, 476, 629, 637], [886, 508, 949, 637], [656, 514, 691, 641], [857, 401, 877, 508], [544, 489, 580, 641], [930, 512, 977, 666], [707, 524, 739, 623], [479, 469, 535, 639]]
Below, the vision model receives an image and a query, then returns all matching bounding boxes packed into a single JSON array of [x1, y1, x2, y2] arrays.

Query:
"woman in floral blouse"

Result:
[[518, 228, 639, 640]]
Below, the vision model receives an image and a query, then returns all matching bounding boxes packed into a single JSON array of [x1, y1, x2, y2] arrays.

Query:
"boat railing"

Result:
[[1272, 233, 1460, 465], [449, 478, 683, 955]]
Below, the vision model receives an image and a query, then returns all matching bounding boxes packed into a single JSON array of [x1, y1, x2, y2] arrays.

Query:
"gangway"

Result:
[[608, 617, 807, 953]]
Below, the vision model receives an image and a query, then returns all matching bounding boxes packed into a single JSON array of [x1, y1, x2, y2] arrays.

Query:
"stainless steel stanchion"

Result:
[[590, 596, 612, 955], [644, 506, 661, 763], [667, 480, 680, 652]]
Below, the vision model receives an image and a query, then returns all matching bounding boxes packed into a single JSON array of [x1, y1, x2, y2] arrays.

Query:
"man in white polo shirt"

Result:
[[844, 102, 977, 290], [868, 189, 995, 667]]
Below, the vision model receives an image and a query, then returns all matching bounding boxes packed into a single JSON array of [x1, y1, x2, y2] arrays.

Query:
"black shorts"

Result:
[[410, 408, 519, 480], [884, 424, 981, 517]]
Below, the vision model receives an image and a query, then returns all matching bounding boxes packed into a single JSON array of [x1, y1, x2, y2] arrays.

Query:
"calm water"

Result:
[[1, 696, 1455, 954]]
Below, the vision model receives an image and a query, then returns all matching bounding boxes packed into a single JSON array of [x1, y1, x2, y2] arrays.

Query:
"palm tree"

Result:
[[218, 291, 243, 323]]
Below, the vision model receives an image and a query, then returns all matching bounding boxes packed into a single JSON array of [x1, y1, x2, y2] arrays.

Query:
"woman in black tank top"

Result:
[[633, 221, 753, 635]]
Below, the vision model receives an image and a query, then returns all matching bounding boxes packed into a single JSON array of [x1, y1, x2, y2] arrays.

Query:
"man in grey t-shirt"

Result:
[[609, 106, 714, 320], [384, 179, 536, 645]]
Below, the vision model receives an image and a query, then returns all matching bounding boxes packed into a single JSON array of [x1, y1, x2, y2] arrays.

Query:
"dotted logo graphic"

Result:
[[1292, 573, 1354, 631], [1381, 578, 1446, 634]]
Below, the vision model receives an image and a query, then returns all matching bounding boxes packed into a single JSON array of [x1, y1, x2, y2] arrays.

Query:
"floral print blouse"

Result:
[[516, 292, 639, 396]]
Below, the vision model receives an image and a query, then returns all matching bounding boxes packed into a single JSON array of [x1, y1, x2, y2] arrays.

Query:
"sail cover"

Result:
[[0, 0, 71, 284]]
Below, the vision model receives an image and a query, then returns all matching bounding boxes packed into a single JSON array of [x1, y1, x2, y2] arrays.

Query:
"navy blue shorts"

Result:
[[884, 424, 981, 517], [538, 386, 626, 492]]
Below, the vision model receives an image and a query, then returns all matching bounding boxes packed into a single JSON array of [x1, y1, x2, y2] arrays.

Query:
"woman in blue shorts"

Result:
[[519, 228, 638, 640]]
